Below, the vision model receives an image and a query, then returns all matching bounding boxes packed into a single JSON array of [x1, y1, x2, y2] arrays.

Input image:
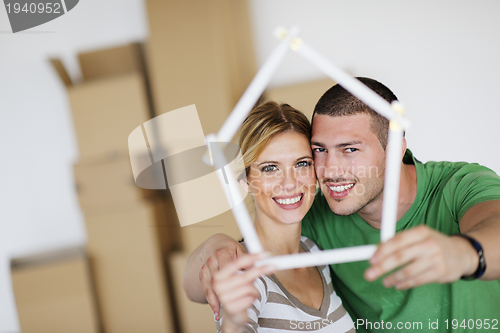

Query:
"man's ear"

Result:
[[239, 178, 250, 193]]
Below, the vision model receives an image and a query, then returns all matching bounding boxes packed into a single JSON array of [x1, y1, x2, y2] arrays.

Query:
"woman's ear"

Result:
[[239, 178, 250, 193], [401, 137, 407, 159]]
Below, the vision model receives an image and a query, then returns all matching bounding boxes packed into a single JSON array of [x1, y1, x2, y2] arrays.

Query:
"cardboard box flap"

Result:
[[11, 246, 86, 270], [49, 58, 73, 87], [78, 43, 144, 81]]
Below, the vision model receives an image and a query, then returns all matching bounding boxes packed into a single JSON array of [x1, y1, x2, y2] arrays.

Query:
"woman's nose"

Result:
[[280, 169, 297, 192]]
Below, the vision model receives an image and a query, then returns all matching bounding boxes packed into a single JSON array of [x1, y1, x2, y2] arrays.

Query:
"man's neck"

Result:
[[358, 162, 417, 229]]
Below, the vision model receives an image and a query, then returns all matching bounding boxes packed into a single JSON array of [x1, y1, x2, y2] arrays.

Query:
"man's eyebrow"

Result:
[[310, 141, 325, 148], [311, 140, 362, 148], [336, 140, 362, 148]]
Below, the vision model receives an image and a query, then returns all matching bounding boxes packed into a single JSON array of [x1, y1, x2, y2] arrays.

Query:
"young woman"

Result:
[[213, 102, 355, 333]]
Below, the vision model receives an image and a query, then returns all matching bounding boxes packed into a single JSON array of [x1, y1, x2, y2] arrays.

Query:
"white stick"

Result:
[[380, 120, 404, 242], [293, 41, 410, 130], [206, 134, 263, 254], [217, 27, 300, 143], [256, 245, 377, 271]]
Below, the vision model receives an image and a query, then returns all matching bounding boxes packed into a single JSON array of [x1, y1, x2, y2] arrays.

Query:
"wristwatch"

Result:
[[453, 234, 487, 280]]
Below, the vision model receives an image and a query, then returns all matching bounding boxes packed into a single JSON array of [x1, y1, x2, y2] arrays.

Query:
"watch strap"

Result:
[[452, 234, 487, 280]]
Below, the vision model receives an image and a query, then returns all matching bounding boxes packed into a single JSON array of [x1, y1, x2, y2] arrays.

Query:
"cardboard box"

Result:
[[51, 43, 153, 161], [73, 153, 182, 252], [144, 0, 255, 255], [144, 0, 256, 134], [215, 0, 257, 106], [264, 78, 336, 120], [84, 201, 175, 333], [69, 72, 151, 160], [73, 153, 160, 213], [180, 209, 243, 255], [78, 43, 145, 81], [170, 252, 217, 333], [11, 247, 100, 333]]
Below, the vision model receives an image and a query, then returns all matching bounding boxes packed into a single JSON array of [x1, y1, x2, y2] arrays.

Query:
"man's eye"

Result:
[[262, 165, 278, 172], [345, 148, 358, 153], [313, 147, 326, 153], [296, 160, 312, 168]]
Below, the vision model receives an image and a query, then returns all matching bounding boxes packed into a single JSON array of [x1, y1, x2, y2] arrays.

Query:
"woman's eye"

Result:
[[262, 165, 278, 172], [345, 148, 358, 153], [296, 160, 312, 168]]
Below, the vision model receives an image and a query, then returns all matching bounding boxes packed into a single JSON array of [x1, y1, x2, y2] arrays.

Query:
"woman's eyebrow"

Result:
[[295, 156, 313, 162], [256, 160, 279, 166], [256, 156, 311, 166]]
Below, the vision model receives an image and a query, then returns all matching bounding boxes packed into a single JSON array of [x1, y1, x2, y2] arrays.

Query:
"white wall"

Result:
[[248, 0, 500, 173], [1, 1, 500, 331]]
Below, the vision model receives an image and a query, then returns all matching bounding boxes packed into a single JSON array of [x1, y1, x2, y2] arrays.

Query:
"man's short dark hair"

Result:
[[313, 77, 398, 149]]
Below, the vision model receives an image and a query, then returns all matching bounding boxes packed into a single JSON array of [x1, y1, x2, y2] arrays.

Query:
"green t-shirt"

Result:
[[302, 150, 500, 332]]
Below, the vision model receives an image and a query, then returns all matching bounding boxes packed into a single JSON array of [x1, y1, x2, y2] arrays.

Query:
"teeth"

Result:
[[328, 184, 354, 192], [275, 195, 302, 205]]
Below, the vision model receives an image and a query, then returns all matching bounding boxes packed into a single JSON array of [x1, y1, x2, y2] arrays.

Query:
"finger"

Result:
[[200, 264, 220, 317], [207, 288, 221, 318], [381, 256, 435, 287], [393, 268, 437, 290], [221, 293, 260, 316], [371, 225, 434, 265], [219, 285, 260, 307], [215, 264, 274, 296], [214, 247, 238, 270], [215, 253, 269, 282], [206, 254, 221, 278], [365, 240, 437, 281]]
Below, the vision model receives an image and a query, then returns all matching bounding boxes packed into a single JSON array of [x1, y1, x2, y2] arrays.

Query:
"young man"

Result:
[[184, 78, 500, 332]]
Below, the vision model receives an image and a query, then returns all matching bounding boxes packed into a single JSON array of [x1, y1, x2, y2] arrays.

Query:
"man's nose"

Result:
[[323, 153, 346, 178]]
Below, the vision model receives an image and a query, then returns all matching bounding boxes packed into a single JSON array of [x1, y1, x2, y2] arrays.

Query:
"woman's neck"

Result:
[[253, 215, 303, 256]]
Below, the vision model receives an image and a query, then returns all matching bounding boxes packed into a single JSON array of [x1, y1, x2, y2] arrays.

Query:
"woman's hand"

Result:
[[214, 253, 274, 332], [184, 234, 245, 318]]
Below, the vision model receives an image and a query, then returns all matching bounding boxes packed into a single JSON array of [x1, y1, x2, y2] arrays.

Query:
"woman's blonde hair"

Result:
[[238, 102, 311, 178]]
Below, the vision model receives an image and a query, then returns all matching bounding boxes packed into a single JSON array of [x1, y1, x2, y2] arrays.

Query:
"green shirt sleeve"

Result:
[[443, 163, 500, 223]]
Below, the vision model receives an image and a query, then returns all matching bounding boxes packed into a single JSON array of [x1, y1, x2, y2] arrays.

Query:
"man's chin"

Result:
[[331, 209, 358, 216], [327, 203, 360, 216]]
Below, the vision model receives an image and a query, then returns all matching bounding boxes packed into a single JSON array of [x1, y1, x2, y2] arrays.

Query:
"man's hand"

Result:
[[364, 225, 478, 289]]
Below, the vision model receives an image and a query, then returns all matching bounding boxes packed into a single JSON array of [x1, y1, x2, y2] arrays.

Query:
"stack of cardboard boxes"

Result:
[[13, 1, 257, 332], [51, 43, 179, 333], [143, 0, 255, 332]]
